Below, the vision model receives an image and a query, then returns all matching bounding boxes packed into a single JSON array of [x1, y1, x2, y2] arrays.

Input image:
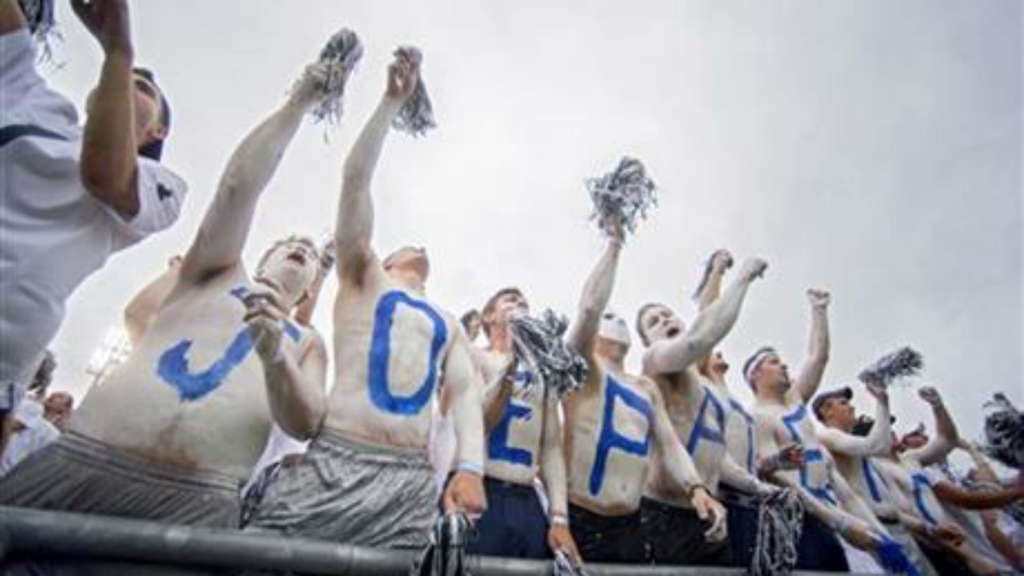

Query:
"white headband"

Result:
[[598, 311, 632, 347], [743, 347, 776, 387]]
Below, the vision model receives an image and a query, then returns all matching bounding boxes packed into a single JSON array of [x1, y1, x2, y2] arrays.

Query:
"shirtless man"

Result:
[[693, 250, 788, 568], [247, 53, 486, 549], [562, 224, 718, 564], [0, 52, 332, 535], [467, 285, 577, 560], [634, 257, 768, 566], [747, 290, 887, 572], [875, 388, 1023, 575], [815, 383, 943, 575]]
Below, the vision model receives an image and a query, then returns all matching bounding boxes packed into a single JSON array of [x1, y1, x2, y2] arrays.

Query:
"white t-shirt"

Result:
[[0, 29, 187, 405]]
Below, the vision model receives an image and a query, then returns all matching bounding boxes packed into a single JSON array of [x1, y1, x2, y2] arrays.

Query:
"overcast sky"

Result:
[[40, 0, 1021, 456]]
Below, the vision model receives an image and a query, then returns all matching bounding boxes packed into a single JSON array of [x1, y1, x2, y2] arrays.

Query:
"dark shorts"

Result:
[[795, 514, 850, 572], [914, 536, 973, 576], [640, 497, 733, 566], [724, 499, 759, 569], [465, 476, 549, 559], [568, 502, 645, 564]]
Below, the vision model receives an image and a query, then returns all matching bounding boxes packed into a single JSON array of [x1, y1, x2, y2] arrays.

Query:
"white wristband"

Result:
[[550, 513, 569, 527], [456, 461, 484, 477]]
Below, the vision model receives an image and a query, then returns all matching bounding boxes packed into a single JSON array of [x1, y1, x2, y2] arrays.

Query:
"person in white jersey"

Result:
[[0, 0, 186, 432]]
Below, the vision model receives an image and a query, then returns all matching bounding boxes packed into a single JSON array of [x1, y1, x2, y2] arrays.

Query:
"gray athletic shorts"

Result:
[[245, 430, 436, 549], [0, 432, 240, 575]]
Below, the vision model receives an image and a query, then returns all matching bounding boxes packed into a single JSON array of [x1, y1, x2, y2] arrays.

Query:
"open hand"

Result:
[[692, 487, 727, 542], [547, 524, 583, 567]]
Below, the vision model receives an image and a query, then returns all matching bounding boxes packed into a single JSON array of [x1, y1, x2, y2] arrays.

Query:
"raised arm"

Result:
[[695, 250, 732, 312], [178, 68, 323, 284], [335, 56, 416, 286], [903, 387, 958, 467], [931, 479, 1024, 510], [71, 0, 147, 217], [567, 230, 623, 361], [0, 0, 26, 33], [792, 289, 831, 403], [644, 258, 766, 375], [440, 330, 487, 516], [818, 385, 893, 457]]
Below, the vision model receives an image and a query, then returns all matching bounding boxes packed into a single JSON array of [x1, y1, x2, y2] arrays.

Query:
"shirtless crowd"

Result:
[[1, 1, 1022, 575]]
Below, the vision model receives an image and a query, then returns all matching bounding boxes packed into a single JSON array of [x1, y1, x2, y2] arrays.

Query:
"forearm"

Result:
[[451, 381, 486, 469], [482, 378, 512, 432], [539, 408, 569, 517], [0, 0, 27, 34], [696, 268, 726, 312], [294, 274, 325, 326], [936, 483, 1024, 510], [795, 305, 829, 401], [568, 241, 621, 352], [981, 512, 1024, 569], [685, 276, 752, 361], [932, 404, 960, 451], [720, 454, 767, 494], [80, 49, 138, 216], [262, 356, 326, 440], [861, 400, 893, 455], [185, 102, 306, 276], [336, 98, 401, 268]]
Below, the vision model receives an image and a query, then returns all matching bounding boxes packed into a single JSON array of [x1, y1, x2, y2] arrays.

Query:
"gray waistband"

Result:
[[59, 432, 240, 493], [314, 429, 432, 469]]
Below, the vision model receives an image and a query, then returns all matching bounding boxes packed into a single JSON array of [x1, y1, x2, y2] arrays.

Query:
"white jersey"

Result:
[[0, 30, 187, 402], [73, 268, 314, 479]]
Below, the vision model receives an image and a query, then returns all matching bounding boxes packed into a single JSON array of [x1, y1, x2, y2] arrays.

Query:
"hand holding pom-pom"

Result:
[[386, 54, 419, 103]]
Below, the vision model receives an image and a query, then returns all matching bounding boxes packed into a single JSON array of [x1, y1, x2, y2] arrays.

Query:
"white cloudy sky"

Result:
[[41, 0, 1020, 455]]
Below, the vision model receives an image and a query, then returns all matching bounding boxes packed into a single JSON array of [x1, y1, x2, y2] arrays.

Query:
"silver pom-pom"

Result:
[[553, 549, 589, 576], [586, 157, 658, 240], [858, 346, 924, 388], [392, 46, 436, 136], [409, 514, 469, 576], [983, 393, 1024, 470], [19, 0, 58, 59], [508, 309, 588, 398], [306, 29, 363, 125], [752, 488, 804, 576]]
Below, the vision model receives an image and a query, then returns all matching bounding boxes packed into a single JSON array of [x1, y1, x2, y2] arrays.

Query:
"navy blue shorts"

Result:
[[568, 502, 645, 563], [795, 514, 850, 572], [466, 476, 549, 559], [640, 497, 733, 566], [724, 500, 759, 568]]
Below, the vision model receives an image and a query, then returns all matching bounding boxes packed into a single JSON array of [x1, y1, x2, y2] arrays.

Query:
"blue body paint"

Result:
[[157, 286, 301, 402], [367, 290, 448, 416], [486, 364, 537, 466], [862, 458, 889, 503], [589, 375, 653, 496], [685, 387, 726, 455], [911, 472, 939, 525], [782, 403, 838, 505], [730, 398, 756, 473]]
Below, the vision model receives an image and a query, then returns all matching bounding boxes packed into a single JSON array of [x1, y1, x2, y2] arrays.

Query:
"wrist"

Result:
[[686, 483, 710, 500], [103, 43, 135, 62], [550, 512, 569, 527], [456, 461, 484, 477]]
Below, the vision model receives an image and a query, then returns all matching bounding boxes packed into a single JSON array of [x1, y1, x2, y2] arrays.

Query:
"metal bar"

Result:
[[0, 506, 854, 576]]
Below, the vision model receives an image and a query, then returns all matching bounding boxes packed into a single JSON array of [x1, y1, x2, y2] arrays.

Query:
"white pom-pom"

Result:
[[586, 157, 658, 240]]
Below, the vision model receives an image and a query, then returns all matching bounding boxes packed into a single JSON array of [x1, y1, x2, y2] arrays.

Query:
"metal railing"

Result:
[[0, 506, 859, 575]]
